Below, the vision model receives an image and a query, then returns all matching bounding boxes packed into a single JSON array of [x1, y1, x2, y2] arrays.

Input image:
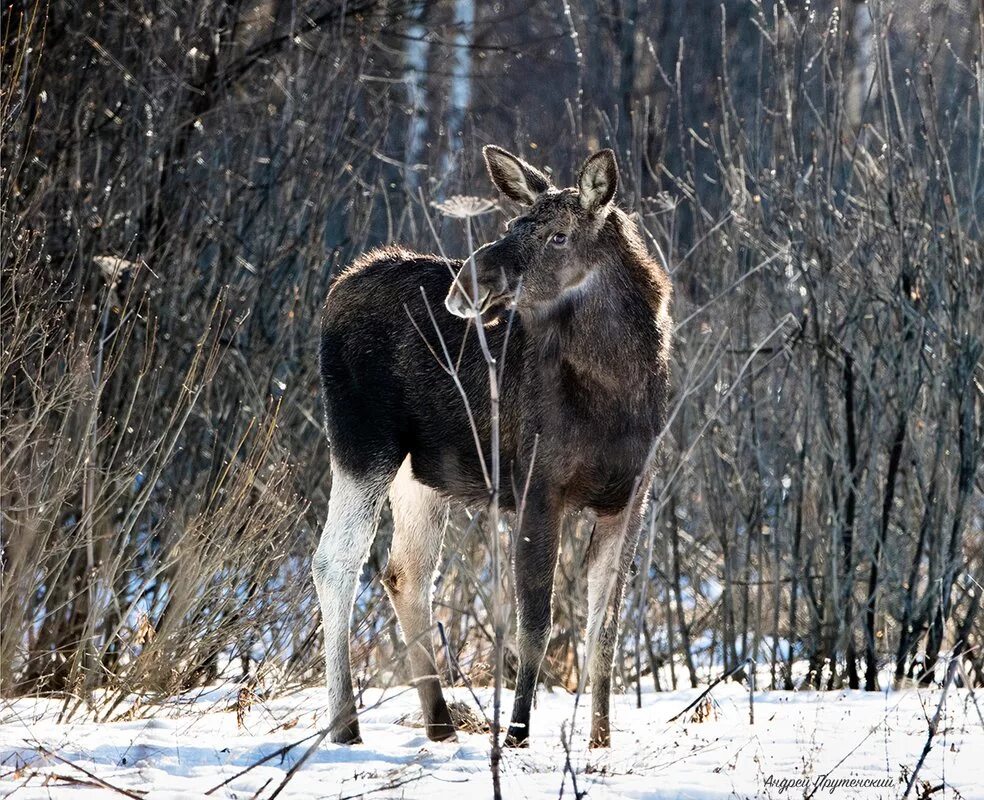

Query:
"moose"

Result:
[[314, 145, 672, 749]]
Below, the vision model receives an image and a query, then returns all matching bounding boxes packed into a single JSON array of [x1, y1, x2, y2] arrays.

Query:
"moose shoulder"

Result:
[[315, 146, 672, 749]]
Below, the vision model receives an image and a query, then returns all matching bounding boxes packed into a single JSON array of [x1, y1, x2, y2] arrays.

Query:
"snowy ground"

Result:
[[2, 681, 982, 799]]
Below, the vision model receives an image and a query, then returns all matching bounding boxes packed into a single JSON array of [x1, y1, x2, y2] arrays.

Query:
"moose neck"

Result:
[[523, 254, 659, 398]]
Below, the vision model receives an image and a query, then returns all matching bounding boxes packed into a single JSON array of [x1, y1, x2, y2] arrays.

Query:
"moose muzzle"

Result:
[[445, 244, 505, 318], [445, 266, 492, 318]]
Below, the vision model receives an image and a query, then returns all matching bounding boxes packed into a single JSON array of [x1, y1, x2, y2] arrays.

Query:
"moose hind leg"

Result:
[[382, 457, 456, 741], [312, 460, 392, 744], [585, 506, 644, 748]]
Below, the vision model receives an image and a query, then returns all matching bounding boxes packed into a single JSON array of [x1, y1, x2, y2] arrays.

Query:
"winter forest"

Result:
[[2, 0, 983, 797]]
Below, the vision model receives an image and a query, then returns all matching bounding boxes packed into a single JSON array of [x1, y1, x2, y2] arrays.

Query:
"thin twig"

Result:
[[32, 744, 146, 800], [666, 659, 751, 723], [901, 654, 960, 799]]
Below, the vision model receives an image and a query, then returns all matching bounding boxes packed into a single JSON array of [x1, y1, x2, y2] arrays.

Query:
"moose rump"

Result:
[[320, 247, 524, 504]]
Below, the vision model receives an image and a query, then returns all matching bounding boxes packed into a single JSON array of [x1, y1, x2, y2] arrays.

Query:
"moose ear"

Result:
[[578, 149, 618, 213], [483, 145, 551, 206]]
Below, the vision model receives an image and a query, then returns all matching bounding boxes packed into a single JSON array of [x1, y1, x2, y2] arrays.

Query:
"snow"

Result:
[[2, 682, 982, 799]]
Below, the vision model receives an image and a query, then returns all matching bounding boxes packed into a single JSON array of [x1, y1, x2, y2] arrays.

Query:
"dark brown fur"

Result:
[[319, 146, 671, 747]]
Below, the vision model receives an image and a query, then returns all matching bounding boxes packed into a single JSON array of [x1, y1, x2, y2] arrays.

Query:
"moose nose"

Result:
[[445, 279, 490, 318], [445, 247, 495, 318]]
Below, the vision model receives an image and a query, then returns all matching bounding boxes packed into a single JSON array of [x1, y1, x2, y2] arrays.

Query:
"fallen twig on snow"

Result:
[[901, 653, 961, 800], [32, 744, 146, 800], [667, 659, 751, 723], [204, 728, 326, 795]]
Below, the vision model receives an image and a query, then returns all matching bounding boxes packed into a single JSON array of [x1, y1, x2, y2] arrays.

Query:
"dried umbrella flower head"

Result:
[[93, 254, 140, 286], [431, 195, 498, 219]]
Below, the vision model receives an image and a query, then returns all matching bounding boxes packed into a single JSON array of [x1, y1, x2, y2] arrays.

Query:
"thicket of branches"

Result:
[[2, 0, 981, 711]]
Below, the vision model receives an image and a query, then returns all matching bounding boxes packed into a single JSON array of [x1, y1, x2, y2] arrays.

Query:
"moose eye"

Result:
[[550, 232, 569, 247]]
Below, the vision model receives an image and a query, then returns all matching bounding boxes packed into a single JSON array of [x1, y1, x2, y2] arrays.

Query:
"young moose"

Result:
[[315, 146, 671, 748]]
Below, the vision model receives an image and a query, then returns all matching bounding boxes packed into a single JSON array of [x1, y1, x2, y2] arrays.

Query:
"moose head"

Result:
[[445, 145, 620, 319]]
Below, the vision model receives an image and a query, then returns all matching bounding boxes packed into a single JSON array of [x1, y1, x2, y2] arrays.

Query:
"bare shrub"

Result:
[[1, 0, 981, 715]]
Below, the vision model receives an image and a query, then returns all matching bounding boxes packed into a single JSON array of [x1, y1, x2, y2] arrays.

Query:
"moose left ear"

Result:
[[578, 149, 618, 213]]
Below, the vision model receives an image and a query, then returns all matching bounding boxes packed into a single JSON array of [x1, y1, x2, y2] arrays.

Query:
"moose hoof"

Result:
[[504, 728, 529, 748], [426, 723, 458, 743], [424, 698, 457, 742], [328, 718, 362, 745]]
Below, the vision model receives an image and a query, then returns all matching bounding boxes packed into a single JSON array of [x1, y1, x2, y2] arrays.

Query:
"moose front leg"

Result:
[[505, 490, 562, 747], [586, 495, 647, 747]]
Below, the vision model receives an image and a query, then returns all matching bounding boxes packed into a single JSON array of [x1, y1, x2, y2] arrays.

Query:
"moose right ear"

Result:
[[483, 145, 551, 206]]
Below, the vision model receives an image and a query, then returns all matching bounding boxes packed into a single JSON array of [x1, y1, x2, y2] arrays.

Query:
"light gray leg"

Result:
[[586, 494, 647, 748], [312, 459, 391, 744], [382, 457, 456, 741]]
